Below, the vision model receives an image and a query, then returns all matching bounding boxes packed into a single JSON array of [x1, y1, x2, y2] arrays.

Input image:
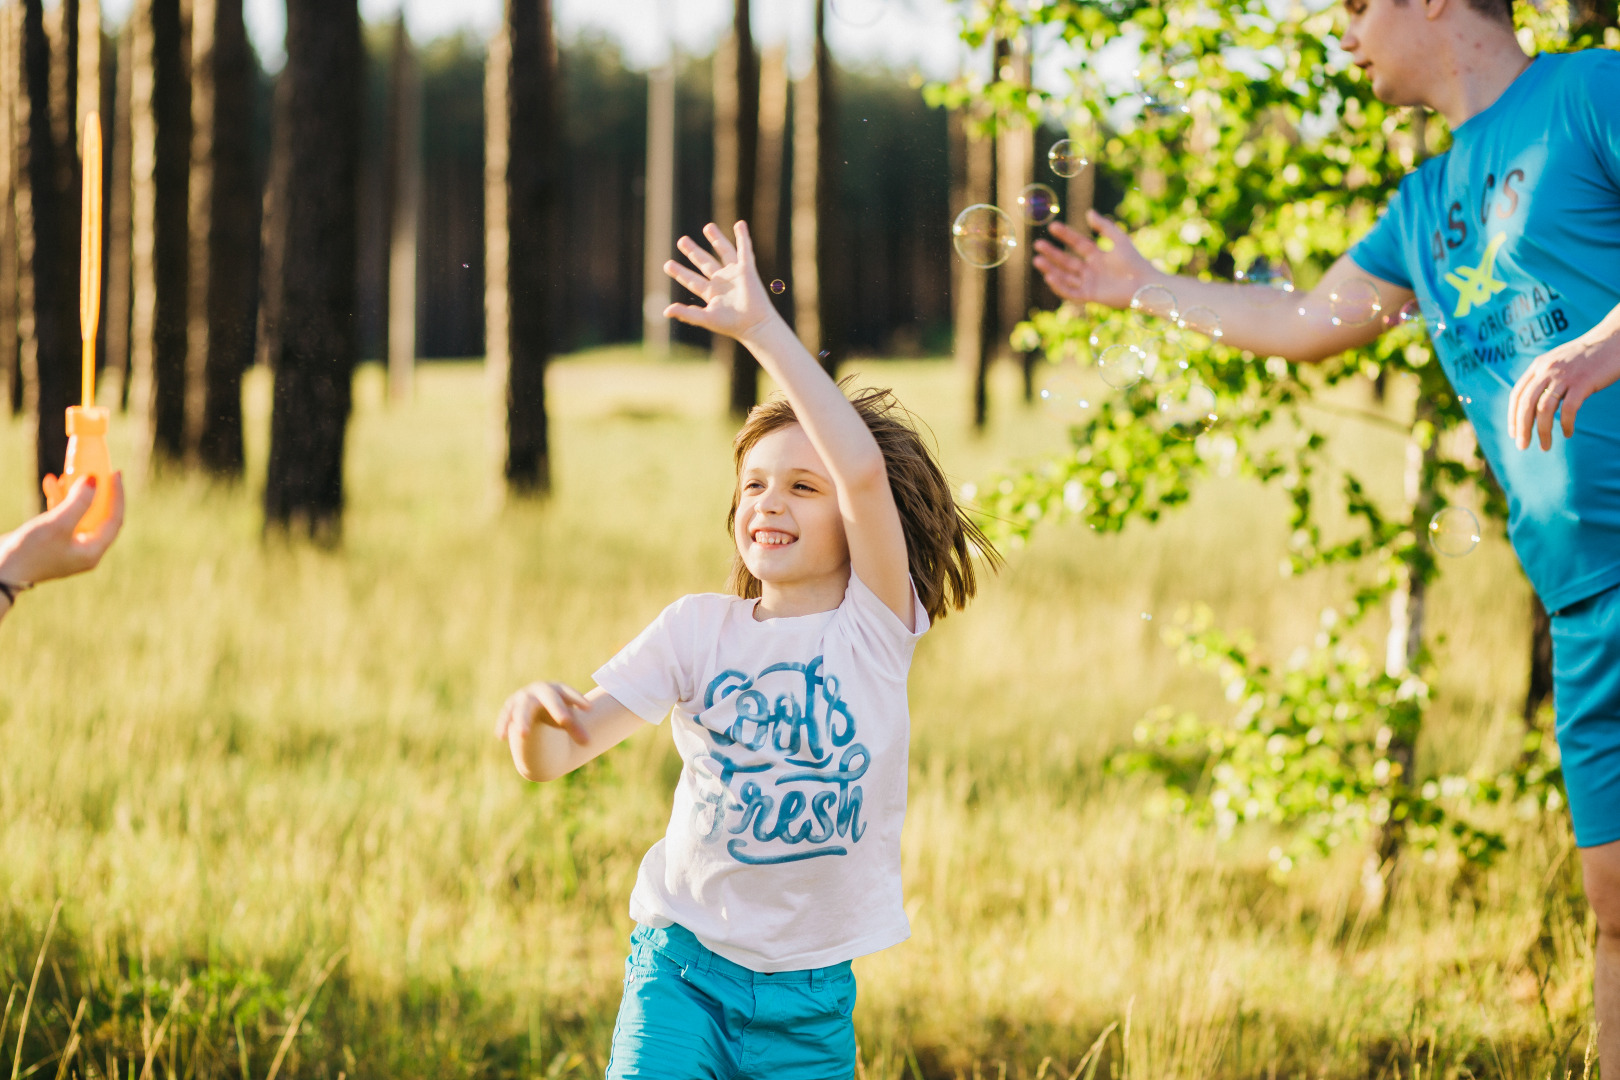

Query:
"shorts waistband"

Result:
[[631, 922, 853, 988]]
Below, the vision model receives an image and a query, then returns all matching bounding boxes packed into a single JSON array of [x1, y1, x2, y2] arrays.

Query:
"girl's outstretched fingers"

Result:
[[677, 234, 722, 278], [703, 222, 738, 265]]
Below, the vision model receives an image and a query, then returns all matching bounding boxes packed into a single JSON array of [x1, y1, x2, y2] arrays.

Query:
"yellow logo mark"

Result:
[[1444, 233, 1508, 319]]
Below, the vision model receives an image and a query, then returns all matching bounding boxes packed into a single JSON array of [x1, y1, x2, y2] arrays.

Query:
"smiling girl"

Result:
[[493, 220, 997, 1079]]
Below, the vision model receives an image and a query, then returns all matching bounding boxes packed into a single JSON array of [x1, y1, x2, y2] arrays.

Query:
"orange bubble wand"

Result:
[[43, 112, 113, 535]]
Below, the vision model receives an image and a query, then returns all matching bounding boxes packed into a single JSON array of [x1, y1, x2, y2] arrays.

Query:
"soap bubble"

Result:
[[829, 0, 886, 27], [1178, 305, 1223, 342], [1156, 380, 1219, 439], [952, 204, 1017, 269], [1037, 362, 1092, 420], [1098, 343, 1148, 389], [1016, 183, 1061, 226], [769, 279, 786, 295], [1139, 75, 1191, 118], [1236, 256, 1295, 293], [1428, 506, 1481, 557], [1130, 284, 1179, 326], [1141, 336, 1189, 384], [1390, 297, 1446, 337], [1329, 280, 1383, 327], [1048, 139, 1088, 179]]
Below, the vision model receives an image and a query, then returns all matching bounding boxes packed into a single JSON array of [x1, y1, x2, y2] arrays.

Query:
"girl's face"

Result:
[[734, 424, 851, 590]]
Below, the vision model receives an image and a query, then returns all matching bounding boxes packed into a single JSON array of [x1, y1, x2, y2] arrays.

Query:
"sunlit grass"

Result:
[[0, 354, 1588, 1078]]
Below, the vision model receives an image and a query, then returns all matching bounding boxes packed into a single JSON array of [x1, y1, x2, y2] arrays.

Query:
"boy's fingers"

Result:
[[664, 260, 710, 297], [46, 476, 98, 532], [704, 222, 739, 265], [664, 303, 712, 328], [1563, 385, 1587, 439], [676, 235, 722, 277], [77, 473, 125, 557]]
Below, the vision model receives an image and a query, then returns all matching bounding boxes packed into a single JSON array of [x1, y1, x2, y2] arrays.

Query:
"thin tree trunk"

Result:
[[20, 0, 76, 499], [262, 0, 360, 538], [790, 0, 828, 373], [484, 20, 509, 487], [754, 41, 786, 284], [501, 0, 556, 493], [0, 4, 18, 416], [146, 0, 187, 466], [954, 66, 996, 430], [713, 0, 756, 418], [11, 0, 39, 435], [383, 15, 419, 403], [641, 47, 675, 358], [187, 0, 256, 476], [1524, 593, 1553, 725], [995, 36, 1033, 400], [104, 21, 131, 408]]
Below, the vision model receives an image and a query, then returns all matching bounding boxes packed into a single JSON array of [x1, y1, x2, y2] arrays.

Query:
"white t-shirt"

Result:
[[593, 572, 930, 973]]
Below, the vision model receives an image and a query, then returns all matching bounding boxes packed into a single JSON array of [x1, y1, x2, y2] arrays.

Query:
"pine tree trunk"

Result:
[[497, 0, 556, 494], [104, 16, 130, 408], [262, 0, 360, 538], [712, 0, 756, 418], [641, 48, 675, 358], [954, 47, 997, 430], [995, 37, 1033, 401], [484, 21, 510, 485], [186, 0, 256, 476], [0, 4, 19, 416], [382, 15, 419, 404], [20, 0, 76, 500], [790, 0, 828, 373], [754, 42, 786, 286]]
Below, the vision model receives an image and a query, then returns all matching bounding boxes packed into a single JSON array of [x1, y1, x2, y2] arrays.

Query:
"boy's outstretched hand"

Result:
[[664, 221, 780, 343]]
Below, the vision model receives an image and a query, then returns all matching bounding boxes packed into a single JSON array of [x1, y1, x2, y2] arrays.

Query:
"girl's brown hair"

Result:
[[726, 384, 1001, 622]]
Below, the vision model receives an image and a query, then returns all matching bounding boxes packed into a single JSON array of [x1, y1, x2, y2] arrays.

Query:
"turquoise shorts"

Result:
[[605, 923, 857, 1080], [1552, 583, 1620, 848]]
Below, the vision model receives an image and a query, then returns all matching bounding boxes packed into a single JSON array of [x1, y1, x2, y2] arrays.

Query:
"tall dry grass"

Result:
[[0, 353, 1590, 1078]]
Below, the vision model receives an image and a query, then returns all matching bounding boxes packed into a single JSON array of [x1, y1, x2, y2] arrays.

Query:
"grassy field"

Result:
[[0, 352, 1594, 1079]]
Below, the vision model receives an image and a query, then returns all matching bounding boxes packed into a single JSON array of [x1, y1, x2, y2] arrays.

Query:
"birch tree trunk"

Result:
[[187, 0, 256, 475], [641, 48, 674, 358], [262, 0, 360, 538]]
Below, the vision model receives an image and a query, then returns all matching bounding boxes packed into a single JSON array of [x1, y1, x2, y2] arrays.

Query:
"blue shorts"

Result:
[[605, 923, 857, 1080], [1552, 583, 1620, 848]]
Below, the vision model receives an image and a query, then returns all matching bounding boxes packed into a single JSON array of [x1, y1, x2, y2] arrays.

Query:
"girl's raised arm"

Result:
[[664, 222, 913, 628]]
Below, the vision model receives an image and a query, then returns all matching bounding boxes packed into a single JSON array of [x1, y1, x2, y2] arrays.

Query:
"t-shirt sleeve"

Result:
[[1348, 183, 1414, 291], [837, 572, 930, 680], [1571, 51, 1620, 191], [592, 595, 708, 724]]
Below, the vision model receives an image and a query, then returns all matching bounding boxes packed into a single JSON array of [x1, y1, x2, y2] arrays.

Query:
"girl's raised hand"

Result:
[[664, 221, 780, 343]]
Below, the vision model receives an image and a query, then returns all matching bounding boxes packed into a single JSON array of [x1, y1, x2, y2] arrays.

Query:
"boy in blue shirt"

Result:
[[1033, 0, 1620, 1066]]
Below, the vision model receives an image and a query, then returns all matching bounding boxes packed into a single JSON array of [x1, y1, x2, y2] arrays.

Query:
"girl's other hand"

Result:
[[663, 221, 781, 344], [0, 472, 124, 585], [494, 681, 593, 746]]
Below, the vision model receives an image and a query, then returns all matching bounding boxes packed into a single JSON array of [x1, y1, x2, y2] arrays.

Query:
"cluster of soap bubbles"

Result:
[[951, 133, 1092, 270]]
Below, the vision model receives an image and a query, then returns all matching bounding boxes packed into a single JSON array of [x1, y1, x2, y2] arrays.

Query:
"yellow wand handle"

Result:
[[80, 112, 102, 408]]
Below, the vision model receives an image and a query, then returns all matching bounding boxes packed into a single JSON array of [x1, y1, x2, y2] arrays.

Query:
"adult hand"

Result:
[[1032, 210, 1161, 311], [494, 680, 592, 747], [0, 472, 124, 587], [1508, 325, 1620, 451], [664, 221, 781, 345]]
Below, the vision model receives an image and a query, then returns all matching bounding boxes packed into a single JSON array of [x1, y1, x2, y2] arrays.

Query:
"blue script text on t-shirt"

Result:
[[1350, 50, 1620, 612]]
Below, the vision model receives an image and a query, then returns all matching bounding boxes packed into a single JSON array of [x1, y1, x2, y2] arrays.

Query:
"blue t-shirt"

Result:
[[1350, 50, 1620, 612]]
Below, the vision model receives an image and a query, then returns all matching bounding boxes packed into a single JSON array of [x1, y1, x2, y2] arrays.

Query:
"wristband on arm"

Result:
[[0, 579, 33, 606]]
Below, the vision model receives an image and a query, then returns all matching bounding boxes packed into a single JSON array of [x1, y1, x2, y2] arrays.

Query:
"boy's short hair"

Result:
[[1394, 0, 1514, 22], [727, 384, 1001, 622]]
